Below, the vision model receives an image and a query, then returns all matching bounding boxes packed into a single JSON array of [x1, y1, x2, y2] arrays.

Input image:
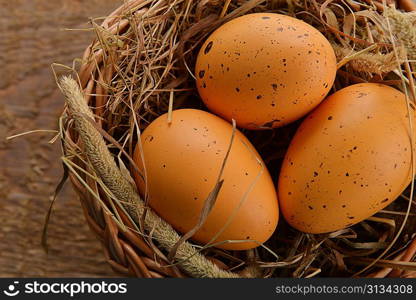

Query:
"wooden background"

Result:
[[0, 0, 123, 277]]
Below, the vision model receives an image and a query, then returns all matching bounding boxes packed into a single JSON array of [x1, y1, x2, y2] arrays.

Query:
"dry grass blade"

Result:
[[167, 180, 224, 262], [367, 216, 396, 228], [341, 239, 388, 250], [336, 44, 378, 69], [41, 161, 68, 253], [349, 258, 416, 271], [6, 130, 59, 140]]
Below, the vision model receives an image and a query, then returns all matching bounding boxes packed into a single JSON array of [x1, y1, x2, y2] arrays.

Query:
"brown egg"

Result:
[[278, 83, 414, 233], [195, 13, 337, 130], [133, 109, 278, 250]]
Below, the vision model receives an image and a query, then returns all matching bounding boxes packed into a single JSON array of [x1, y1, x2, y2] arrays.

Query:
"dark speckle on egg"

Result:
[[204, 41, 213, 54], [145, 135, 154, 142]]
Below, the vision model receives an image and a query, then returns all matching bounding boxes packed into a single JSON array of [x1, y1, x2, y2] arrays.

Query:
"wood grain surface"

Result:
[[0, 0, 123, 277]]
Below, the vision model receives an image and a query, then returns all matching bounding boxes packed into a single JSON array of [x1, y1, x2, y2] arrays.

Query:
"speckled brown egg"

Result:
[[278, 83, 414, 233], [195, 13, 337, 130], [133, 109, 279, 250]]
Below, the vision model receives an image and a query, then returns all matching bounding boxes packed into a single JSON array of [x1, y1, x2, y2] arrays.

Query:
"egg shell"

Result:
[[195, 13, 337, 130], [133, 109, 279, 250], [278, 83, 414, 233]]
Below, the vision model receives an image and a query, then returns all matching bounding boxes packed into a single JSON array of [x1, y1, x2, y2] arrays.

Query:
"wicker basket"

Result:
[[60, 0, 416, 278]]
